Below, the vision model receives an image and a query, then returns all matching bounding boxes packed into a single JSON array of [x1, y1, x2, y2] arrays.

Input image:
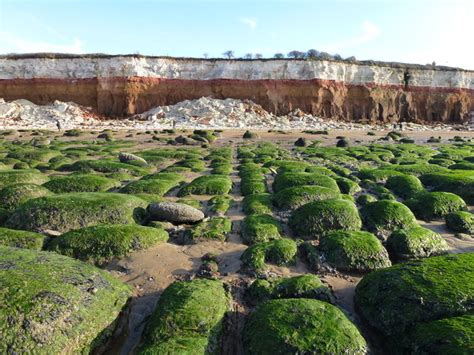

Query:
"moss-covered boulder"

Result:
[[319, 231, 391, 272], [355, 253, 474, 340], [445, 211, 474, 235], [0, 227, 46, 250], [62, 159, 150, 176], [361, 200, 417, 239], [242, 193, 273, 215], [406, 315, 474, 354], [387, 226, 448, 260], [121, 172, 184, 196], [43, 174, 119, 193], [178, 175, 232, 196], [0, 246, 131, 353], [5, 193, 147, 233], [49, 224, 168, 263], [207, 195, 233, 215], [185, 217, 232, 242], [289, 199, 361, 239], [0, 169, 49, 187], [385, 174, 424, 199], [273, 172, 339, 192], [405, 191, 467, 220], [243, 299, 367, 354], [241, 239, 297, 274], [240, 177, 267, 196], [336, 177, 361, 195], [246, 275, 332, 305], [420, 172, 474, 203], [138, 279, 229, 354], [0, 183, 52, 210], [273, 185, 340, 210], [241, 214, 282, 245]]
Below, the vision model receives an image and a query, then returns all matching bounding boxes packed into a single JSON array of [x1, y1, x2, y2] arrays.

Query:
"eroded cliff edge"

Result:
[[1, 55, 473, 123]]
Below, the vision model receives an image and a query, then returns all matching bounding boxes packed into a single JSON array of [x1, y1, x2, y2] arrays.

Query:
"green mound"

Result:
[[241, 214, 282, 245], [49, 224, 168, 263], [320, 231, 391, 272], [0, 227, 45, 250], [273, 172, 339, 192], [289, 199, 361, 239], [243, 298, 367, 354], [361, 200, 417, 239], [43, 174, 119, 193], [185, 217, 232, 242], [0, 169, 49, 187], [355, 253, 474, 339], [407, 315, 474, 354], [138, 279, 229, 354], [240, 176, 267, 196], [62, 159, 150, 176], [178, 175, 232, 196], [242, 193, 273, 215], [208, 195, 233, 214], [420, 172, 474, 203], [120, 173, 184, 196], [273, 185, 340, 210], [405, 191, 467, 220], [445, 211, 474, 235], [387, 226, 448, 260], [0, 183, 52, 210], [0, 246, 131, 354], [385, 174, 424, 199], [335, 177, 361, 195], [241, 239, 297, 273], [246, 275, 332, 305], [6, 193, 147, 233]]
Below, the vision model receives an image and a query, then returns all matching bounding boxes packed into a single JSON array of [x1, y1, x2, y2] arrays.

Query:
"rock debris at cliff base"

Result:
[[0, 97, 472, 131]]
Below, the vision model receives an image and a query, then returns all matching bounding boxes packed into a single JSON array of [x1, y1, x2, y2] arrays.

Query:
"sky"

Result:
[[0, 0, 473, 69]]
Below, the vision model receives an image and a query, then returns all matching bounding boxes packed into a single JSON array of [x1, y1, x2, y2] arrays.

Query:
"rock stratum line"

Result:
[[1, 56, 473, 122]]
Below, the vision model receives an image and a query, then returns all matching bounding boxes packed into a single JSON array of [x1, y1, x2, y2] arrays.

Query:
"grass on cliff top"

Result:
[[0, 246, 131, 354]]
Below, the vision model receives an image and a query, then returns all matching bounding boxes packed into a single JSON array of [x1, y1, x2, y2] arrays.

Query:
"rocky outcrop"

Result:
[[0, 55, 473, 123]]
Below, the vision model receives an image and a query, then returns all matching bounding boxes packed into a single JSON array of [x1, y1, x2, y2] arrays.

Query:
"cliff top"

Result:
[[1, 52, 471, 73]]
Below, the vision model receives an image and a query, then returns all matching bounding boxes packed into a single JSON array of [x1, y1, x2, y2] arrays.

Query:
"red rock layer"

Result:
[[0, 77, 472, 122]]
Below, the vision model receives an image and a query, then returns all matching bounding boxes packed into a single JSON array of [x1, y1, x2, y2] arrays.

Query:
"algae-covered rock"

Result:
[[272, 172, 339, 192], [43, 174, 119, 193], [207, 195, 233, 215], [0, 227, 46, 250], [138, 279, 229, 354], [445, 211, 474, 235], [241, 214, 282, 245], [387, 226, 448, 260], [242, 193, 273, 215], [385, 174, 424, 199], [178, 175, 232, 196], [185, 217, 232, 242], [147, 201, 204, 224], [319, 230, 391, 272], [405, 191, 467, 220], [335, 177, 361, 195], [289, 199, 361, 239], [243, 298, 367, 354], [5, 193, 147, 233], [0, 246, 131, 354], [355, 253, 474, 338], [0, 183, 52, 210], [49, 224, 168, 263], [246, 274, 332, 305], [273, 185, 340, 210], [361, 200, 417, 239], [0, 169, 49, 187], [241, 239, 297, 274]]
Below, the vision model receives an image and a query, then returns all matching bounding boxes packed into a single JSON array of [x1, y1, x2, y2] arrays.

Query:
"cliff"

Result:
[[0, 55, 473, 123]]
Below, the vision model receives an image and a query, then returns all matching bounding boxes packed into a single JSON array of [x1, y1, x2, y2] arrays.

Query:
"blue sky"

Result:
[[1, 0, 473, 69]]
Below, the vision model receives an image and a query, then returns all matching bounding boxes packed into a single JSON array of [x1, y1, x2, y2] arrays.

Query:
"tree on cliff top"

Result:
[[223, 50, 235, 59], [274, 53, 284, 59], [287, 50, 306, 59]]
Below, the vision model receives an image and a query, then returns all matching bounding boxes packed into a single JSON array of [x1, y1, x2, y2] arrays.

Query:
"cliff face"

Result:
[[0, 56, 473, 123]]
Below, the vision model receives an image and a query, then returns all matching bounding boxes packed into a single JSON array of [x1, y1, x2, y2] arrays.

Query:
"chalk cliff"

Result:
[[0, 55, 472, 122]]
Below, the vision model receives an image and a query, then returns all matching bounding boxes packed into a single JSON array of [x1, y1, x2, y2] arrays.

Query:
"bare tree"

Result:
[[254, 53, 263, 59], [287, 50, 306, 59], [223, 50, 234, 59], [273, 53, 284, 59], [243, 53, 253, 59]]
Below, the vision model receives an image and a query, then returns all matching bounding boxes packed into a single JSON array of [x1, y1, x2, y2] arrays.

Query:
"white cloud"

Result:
[[324, 20, 380, 53], [240, 17, 258, 30], [0, 32, 83, 54]]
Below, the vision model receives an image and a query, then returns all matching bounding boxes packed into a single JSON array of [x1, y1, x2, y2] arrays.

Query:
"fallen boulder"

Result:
[[147, 201, 205, 224]]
